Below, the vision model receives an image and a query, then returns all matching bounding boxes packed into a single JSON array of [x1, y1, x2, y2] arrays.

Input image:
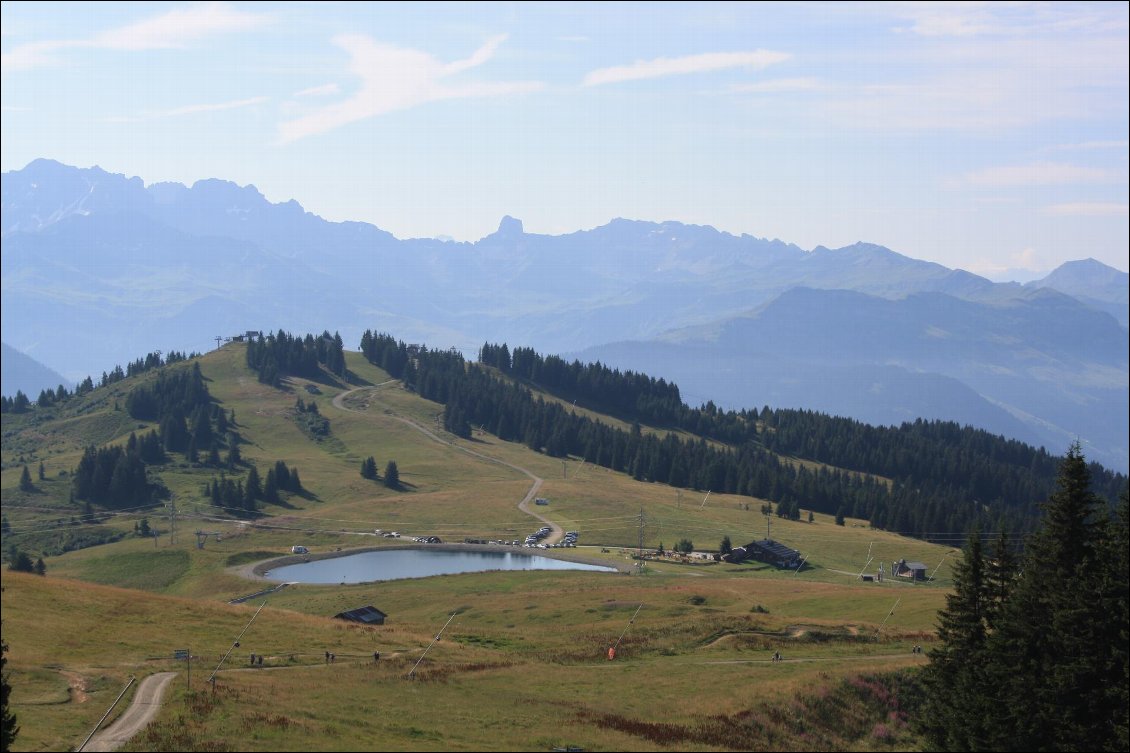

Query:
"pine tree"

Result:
[[983, 443, 1126, 751], [384, 461, 399, 489], [919, 532, 989, 750], [1, 631, 18, 752], [263, 469, 279, 505], [245, 466, 262, 504], [18, 466, 32, 493]]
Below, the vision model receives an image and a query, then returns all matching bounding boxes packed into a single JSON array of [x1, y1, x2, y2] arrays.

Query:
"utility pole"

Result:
[[765, 509, 771, 541], [214, 336, 222, 349], [873, 597, 901, 641], [562, 460, 567, 479], [408, 611, 458, 679], [168, 498, 176, 546], [637, 506, 645, 561]]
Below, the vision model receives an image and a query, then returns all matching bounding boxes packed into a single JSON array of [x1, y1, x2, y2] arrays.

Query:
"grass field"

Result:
[[1, 343, 951, 751]]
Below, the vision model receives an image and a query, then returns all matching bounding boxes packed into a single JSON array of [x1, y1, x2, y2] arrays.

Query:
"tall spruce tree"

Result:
[[18, 466, 32, 493], [919, 532, 989, 751], [1, 631, 17, 752], [982, 443, 1127, 751]]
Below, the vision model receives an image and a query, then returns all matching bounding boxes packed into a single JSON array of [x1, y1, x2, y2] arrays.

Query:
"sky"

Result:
[[2, 1, 1128, 278]]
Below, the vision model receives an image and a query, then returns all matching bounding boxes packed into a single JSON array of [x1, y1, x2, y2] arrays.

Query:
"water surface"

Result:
[[268, 548, 615, 584]]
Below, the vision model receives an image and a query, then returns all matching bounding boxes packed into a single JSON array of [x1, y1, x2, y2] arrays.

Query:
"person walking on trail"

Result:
[[325, 651, 330, 664], [373, 651, 380, 663]]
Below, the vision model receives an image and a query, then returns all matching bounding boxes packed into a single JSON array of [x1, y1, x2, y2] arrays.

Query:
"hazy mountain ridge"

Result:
[[576, 286, 1129, 471], [1, 342, 71, 399], [3, 158, 1126, 470]]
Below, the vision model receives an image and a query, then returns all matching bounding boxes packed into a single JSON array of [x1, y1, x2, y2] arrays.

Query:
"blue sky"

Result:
[[2, 1, 1127, 277]]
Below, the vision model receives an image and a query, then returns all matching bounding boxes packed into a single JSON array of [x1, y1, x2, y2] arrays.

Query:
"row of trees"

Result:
[[478, 342, 685, 426], [919, 444, 1128, 751], [125, 362, 211, 423], [245, 330, 346, 386], [362, 334, 1127, 545], [203, 459, 304, 513], [6, 549, 46, 576], [72, 439, 166, 509], [360, 457, 400, 488], [1, 349, 197, 413]]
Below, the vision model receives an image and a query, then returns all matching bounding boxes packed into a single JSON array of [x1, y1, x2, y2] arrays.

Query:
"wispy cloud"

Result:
[[893, 5, 998, 38], [2, 2, 269, 72], [1049, 139, 1130, 151], [889, 2, 1128, 38], [276, 34, 542, 144], [730, 77, 820, 94], [1044, 202, 1129, 217], [964, 162, 1117, 186], [293, 83, 341, 98], [583, 50, 790, 87], [105, 96, 268, 123], [91, 2, 267, 50]]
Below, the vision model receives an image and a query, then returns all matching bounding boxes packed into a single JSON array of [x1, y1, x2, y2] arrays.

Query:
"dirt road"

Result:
[[82, 672, 176, 752], [332, 384, 561, 543]]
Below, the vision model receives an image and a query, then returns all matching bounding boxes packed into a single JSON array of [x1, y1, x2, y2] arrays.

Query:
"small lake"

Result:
[[267, 548, 616, 584]]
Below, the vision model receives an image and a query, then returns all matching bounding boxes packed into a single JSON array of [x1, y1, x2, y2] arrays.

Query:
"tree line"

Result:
[[203, 459, 303, 513], [363, 334, 1127, 544], [72, 437, 167, 509], [245, 330, 345, 386], [1, 349, 197, 413]]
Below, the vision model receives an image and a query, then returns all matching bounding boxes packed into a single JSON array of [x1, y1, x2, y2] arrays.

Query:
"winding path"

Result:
[[82, 672, 176, 752], [332, 383, 561, 543]]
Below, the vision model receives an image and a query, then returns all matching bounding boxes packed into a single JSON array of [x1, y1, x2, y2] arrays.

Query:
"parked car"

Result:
[[291, 545, 309, 554]]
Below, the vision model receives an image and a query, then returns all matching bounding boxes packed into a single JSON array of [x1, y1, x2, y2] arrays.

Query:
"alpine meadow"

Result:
[[2, 3, 1128, 753]]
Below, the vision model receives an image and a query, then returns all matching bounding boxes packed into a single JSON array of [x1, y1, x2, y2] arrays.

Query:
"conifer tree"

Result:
[[1, 632, 17, 752], [919, 532, 989, 751], [245, 466, 262, 505], [923, 443, 1130, 752], [988, 443, 1123, 751], [18, 466, 32, 493]]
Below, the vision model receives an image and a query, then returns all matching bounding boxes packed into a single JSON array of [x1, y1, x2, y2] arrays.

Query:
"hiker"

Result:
[[373, 651, 380, 663], [257, 654, 264, 666], [250, 653, 256, 666], [325, 650, 330, 664]]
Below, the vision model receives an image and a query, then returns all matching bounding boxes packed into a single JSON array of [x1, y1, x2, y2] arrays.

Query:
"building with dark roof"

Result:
[[333, 605, 387, 625], [723, 539, 801, 569], [894, 559, 928, 580]]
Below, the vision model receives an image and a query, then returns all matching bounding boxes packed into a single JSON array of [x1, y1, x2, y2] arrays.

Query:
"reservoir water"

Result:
[[267, 548, 616, 584]]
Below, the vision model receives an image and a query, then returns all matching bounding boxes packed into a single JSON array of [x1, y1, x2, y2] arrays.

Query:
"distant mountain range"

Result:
[[2, 159, 1126, 470], [1, 342, 71, 399]]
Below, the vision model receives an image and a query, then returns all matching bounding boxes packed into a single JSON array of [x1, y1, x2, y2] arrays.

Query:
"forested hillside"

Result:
[[366, 332, 1127, 543]]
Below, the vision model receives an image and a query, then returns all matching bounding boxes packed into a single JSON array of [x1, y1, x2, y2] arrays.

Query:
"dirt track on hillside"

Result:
[[82, 672, 176, 752], [332, 383, 560, 543]]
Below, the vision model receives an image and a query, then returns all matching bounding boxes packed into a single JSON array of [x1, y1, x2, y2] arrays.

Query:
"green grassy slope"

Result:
[[2, 343, 949, 751]]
